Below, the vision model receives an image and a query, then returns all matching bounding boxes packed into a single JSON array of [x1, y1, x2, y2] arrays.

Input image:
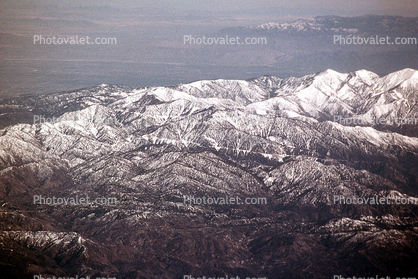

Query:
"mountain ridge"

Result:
[[0, 68, 417, 278]]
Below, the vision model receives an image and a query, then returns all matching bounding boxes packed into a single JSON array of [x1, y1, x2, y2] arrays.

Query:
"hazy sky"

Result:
[[0, 0, 416, 97], [2, 0, 417, 16]]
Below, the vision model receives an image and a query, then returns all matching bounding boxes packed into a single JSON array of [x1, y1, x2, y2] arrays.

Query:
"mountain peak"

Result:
[[380, 68, 418, 90], [318, 68, 344, 76]]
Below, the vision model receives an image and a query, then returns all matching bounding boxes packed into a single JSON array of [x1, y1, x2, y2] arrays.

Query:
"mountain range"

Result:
[[0, 68, 417, 278], [247, 15, 417, 36]]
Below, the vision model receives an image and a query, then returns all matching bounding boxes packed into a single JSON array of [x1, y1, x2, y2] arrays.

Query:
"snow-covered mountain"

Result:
[[246, 15, 417, 35], [0, 68, 417, 278], [248, 68, 417, 130], [250, 19, 359, 33]]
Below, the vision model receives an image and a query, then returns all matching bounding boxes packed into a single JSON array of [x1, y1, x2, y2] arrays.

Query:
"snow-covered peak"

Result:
[[149, 87, 199, 103], [378, 68, 418, 91], [175, 79, 269, 105], [249, 18, 361, 34], [316, 69, 348, 81], [251, 19, 322, 32], [352, 69, 380, 85]]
